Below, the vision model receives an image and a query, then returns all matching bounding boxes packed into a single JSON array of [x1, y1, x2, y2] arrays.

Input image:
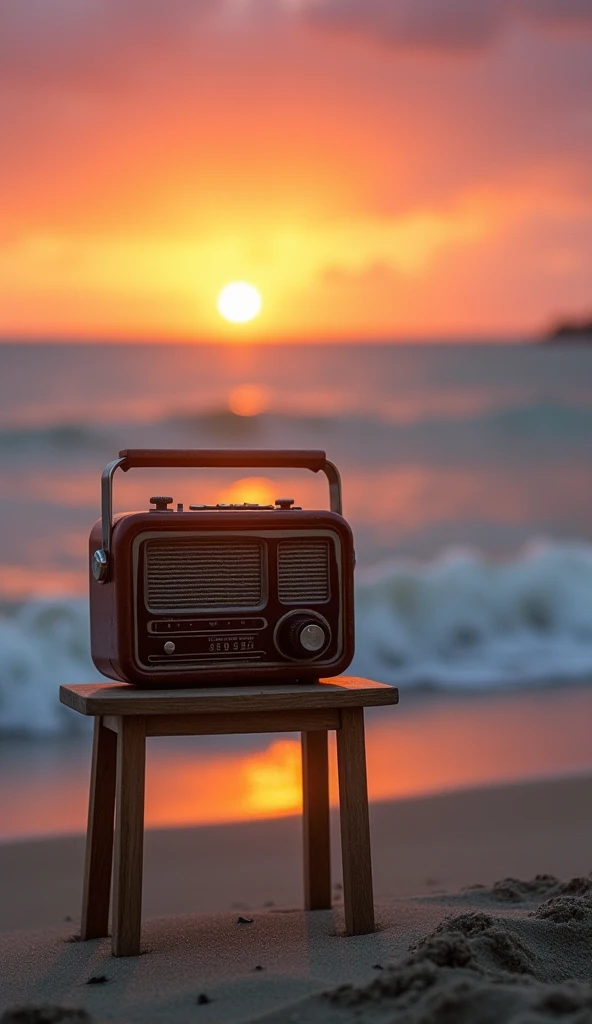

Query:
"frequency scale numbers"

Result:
[[208, 634, 256, 653]]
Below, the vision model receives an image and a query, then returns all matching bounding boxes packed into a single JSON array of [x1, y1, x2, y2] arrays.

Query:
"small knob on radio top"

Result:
[[150, 496, 173, 511], [275, 497, 295, 510]]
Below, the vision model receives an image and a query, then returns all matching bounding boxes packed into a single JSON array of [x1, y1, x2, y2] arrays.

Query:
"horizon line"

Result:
[[0, 333, 541, 346]]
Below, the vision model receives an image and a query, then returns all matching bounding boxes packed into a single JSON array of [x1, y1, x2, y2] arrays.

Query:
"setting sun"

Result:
[[217, 282, 262, 324]]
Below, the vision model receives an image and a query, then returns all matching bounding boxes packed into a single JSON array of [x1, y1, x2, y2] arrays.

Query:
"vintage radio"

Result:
[[89, 448, 355, 687]]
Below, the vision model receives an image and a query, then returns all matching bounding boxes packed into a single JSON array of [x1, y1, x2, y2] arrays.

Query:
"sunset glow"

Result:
[[1, 1, 591, 341]]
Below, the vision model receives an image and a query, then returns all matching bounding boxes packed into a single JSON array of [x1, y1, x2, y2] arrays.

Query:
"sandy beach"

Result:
[[2, 772, 592, 1022]]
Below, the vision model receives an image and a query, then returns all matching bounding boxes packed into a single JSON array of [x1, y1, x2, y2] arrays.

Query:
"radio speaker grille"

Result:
[[278, 540, 330, 604], [145, 539, 263, 611]]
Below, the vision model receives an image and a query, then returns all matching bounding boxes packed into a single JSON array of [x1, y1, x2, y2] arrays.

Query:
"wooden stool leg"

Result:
[[112, 716, 146, 957], [301, 730, 332, 910], [336, 708, 375, 935], [81, 717, 117, 939]]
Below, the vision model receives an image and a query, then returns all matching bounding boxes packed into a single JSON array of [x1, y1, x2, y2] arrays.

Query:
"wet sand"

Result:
[[0, 772, 590, 927], [3, 683, 592, 842]]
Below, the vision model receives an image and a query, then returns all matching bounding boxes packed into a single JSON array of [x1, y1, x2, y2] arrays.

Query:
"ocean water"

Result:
[[1, 341, 592, 737]]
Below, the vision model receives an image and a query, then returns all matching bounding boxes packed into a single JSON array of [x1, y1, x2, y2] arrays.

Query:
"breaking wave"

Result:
[[352, 539, 592, 689], [1, 540, 592, 736]]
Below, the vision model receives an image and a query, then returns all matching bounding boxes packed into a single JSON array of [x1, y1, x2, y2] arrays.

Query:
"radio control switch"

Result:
[[276, 611, 330, 660], [299, 623, 326, 652], [150, 496, 173, 511], [275, 498, 295, 509]]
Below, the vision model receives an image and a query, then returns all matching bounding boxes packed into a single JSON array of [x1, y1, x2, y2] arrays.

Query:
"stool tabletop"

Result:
[[60, 677, 398, 717]]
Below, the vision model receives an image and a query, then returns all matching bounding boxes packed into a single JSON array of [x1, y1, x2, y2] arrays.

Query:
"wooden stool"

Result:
[[60, 678, 398, 957]]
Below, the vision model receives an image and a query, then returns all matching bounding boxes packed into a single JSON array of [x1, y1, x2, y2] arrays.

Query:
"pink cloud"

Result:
[[303, 0, 592, 53], [0, 0, 217, 87]]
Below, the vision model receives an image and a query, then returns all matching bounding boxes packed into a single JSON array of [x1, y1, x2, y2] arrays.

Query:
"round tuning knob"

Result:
[[298, 623, 326, 652], [150, 496, 173, 511], [275, 611, 331, 660]]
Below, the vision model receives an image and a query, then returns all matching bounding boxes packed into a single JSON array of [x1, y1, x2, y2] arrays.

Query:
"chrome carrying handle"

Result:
[[93, 448, 343, 582]]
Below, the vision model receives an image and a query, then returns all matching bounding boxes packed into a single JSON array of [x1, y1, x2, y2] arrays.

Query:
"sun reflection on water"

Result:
[[241, 740, 303, 815], [227, 383, 269, 417]]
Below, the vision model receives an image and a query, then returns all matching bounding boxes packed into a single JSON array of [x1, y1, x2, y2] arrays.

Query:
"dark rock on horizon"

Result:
[[542, 318, 592, 343]]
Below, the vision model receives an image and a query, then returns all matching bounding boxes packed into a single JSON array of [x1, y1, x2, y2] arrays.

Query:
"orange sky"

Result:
[[1, 0, 592, 341]]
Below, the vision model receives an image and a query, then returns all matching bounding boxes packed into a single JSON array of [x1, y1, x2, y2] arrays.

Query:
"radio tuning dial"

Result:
[[150, 496, 173, 511], [275, 611, 330, 660], [275, 497, 295, 510], [299, 623, 326, 652]]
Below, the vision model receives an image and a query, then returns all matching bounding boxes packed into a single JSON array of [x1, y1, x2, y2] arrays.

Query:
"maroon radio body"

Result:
[[89, 448, 355, 687]]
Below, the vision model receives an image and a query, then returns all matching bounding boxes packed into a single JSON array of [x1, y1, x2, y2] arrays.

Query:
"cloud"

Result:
[[304, 0, 505, 52], [526, 0, 592, 25], [0, 0, 218, 87], [302, 0, 592, 53]]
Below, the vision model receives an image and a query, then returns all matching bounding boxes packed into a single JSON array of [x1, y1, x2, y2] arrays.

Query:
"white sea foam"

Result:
[[352, 539, 592, 688], [1, 540, 592, 736], [0, 600, 101, 736]]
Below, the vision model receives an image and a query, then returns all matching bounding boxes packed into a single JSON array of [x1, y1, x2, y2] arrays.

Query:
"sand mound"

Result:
[[258, 879, 592, 1023], [323, 973, 592, 1023], [461, 872, 592, 905], [533, 893, 592, 925]]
